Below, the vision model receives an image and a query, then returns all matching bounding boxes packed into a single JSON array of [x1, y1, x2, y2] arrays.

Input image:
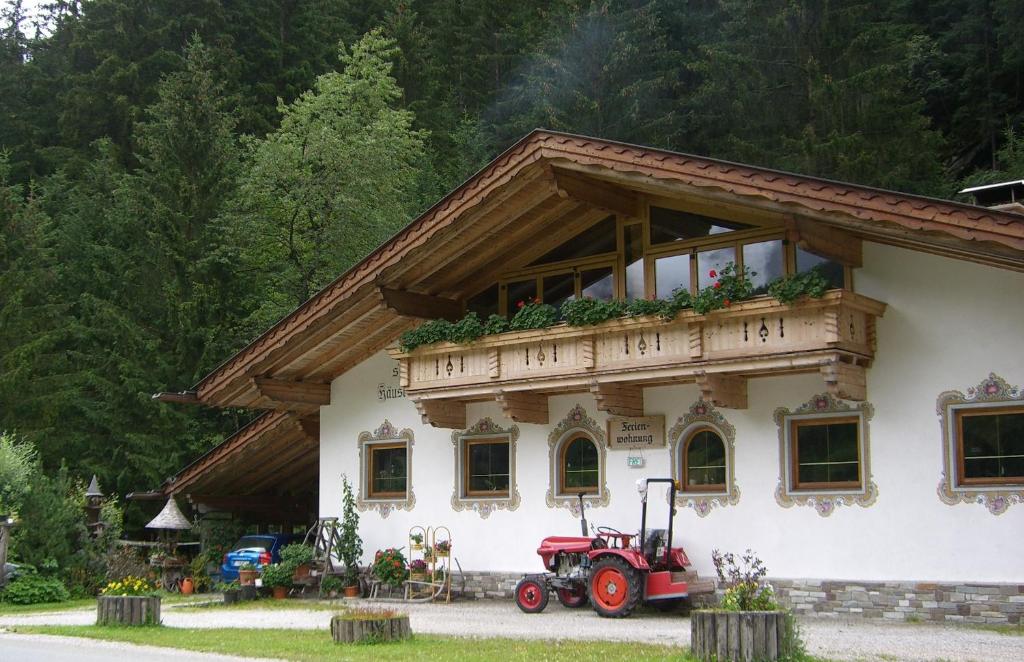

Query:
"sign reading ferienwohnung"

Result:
[[607, 415, 665, 449]]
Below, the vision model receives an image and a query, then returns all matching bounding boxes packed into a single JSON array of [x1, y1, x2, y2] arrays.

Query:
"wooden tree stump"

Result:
[[330, 614, 412, 644], [96, 596, 162, 626], [690, 610, 788, 661]]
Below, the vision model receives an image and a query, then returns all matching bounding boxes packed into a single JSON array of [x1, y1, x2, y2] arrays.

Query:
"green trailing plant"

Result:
[[0, 573, 71, 605], [320, 575, 343, 594], [508, 300, 559, 331], [711, 548, 777, 611], [767, 267, 831, 304], [482, 314, 509, 335], [560, 297, 626, 326], [692, 263, 756, 315], [339, 475, 363, 587], [399, 318, 453, 352], [371, 548, 407, 588], [622, 297, 668, 319], [279, 543, 314, 570], [448, 312, 486, 344], [259, 563, 294, 589]]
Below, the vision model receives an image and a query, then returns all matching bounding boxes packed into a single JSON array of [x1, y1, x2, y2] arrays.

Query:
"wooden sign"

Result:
[[607, 416, 665, 450]]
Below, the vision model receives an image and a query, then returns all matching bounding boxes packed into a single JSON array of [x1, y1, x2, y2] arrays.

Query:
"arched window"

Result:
[[681, 427, 726, 491], [560, 436, 599, 494]]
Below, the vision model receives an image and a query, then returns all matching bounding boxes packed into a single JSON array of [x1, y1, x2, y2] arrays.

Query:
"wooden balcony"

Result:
[[388, 290, 886, 428]]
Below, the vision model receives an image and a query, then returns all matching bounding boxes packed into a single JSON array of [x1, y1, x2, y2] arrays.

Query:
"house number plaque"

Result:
[[607, 415, 665, 450]]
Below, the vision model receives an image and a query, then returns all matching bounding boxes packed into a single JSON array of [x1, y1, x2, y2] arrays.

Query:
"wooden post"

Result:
[[330, 614, 412, 643], [96, 596, 162, 626], [690, 610, 788, 661], [0, 520, 11, 588]]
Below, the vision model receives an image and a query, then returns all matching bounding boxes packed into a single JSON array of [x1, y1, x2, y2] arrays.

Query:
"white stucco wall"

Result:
[[319, 242, 1024, 583]]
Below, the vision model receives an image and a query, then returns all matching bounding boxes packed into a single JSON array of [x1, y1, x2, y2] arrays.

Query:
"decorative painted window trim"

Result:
[[546, 405, 611, 514], [937, 373, 1024, 515], [668, 401, 740, 517], [356, 420, 415, 518], [774, 393, 877, 517], [451, 418, 521, 519]]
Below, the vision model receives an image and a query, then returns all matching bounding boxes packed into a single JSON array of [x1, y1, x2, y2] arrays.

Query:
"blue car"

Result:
[[220, 533, 299, 581]]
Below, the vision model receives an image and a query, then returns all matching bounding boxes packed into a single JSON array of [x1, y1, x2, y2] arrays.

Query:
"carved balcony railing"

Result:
[[388, 290, 886, 428]]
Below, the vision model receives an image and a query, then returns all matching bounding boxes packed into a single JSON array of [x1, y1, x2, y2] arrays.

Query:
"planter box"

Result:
[[222, 589, 240, 604], [96, 596, 161, 626], [330, 614, 411, 644], [690, 610, 789, 661]]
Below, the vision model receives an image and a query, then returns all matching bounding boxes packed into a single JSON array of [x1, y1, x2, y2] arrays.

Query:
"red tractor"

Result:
[[515, 478, 694, 618]]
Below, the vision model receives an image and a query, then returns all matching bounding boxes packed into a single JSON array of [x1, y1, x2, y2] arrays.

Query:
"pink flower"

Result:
[[516, 300, 525, 309]]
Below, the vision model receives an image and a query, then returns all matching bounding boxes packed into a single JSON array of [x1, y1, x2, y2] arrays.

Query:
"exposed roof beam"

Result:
[[414, 398, 466, 429], [496, 390, 548, 424], [786, 217, 862, 267], [590, 381, 644, 417], [152, 391, 199, 405], [695, 372, 748, 409], [551, 166, 641, 219], [377, 287, 462, 321], [253, 377, 331, 409]]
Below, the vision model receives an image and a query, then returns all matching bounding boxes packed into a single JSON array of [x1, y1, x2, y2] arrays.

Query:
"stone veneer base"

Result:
[[457, 572, 1023, 624]]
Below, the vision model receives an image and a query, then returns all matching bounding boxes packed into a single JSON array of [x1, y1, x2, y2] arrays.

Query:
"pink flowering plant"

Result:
[[711, 548, 777, 611]]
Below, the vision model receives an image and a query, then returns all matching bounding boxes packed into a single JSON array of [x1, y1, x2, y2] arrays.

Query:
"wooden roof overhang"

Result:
[[184, 130, 1024, 414], [162, 410, 319, 514]]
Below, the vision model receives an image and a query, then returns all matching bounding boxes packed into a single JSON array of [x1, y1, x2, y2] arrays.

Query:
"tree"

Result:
[[0, 431, 36, 516], [234, 28, 427, 332]]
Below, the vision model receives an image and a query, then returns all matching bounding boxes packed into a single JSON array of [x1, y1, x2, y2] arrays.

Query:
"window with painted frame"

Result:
[[462, 437, 511, 498], [679, 427, 727, 492], [366, 441, 408, 499], [953, 405, 1024, 486], [788, 416, 862, 491], [558, 435, 600, 496]]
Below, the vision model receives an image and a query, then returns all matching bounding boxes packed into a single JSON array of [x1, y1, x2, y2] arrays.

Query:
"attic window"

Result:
[[528, 216, 617, 266], [649, 207, 753, 245]]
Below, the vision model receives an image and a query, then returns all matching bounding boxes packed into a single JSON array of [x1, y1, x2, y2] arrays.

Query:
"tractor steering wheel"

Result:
[[596, 526, 623, 537], [595, 526, 632, 549]]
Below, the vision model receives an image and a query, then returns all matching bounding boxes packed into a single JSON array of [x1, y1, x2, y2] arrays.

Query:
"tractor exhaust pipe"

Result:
[[578, 492, 588, 536]]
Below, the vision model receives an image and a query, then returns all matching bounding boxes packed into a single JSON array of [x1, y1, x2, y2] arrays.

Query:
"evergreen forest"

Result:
[[1, 0, 1022, 531]]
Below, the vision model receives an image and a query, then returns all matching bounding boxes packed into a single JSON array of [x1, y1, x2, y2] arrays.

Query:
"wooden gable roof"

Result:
[[181, 130, 1024, 411]]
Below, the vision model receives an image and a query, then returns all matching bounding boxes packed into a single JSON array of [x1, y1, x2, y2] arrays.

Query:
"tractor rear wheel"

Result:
[[515, 577, 549, 613], [555, 583, 588, 608], [588, 556, 642, 618]]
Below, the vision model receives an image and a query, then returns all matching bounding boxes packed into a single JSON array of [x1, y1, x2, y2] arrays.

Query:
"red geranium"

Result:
[[709, 269, 717, 278], [723, 299, 731, 307], [516, 300, 525, 309], [713, 281, 721, 289]]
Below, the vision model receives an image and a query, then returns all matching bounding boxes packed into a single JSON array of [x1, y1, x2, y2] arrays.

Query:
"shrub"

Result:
[[259, 563, 293, 588], [0, 431, 37, 516], [0, 573, 70, 605], [320, 575, 343, 593]]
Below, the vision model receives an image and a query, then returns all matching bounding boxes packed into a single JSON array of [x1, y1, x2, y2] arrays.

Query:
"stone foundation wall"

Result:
[[456, 571, 1024, 624], [772, 579, 1024, 625]]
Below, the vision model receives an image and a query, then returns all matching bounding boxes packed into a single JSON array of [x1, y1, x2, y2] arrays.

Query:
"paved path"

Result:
[[2, 600, 1022, 661], [0, 632, 272, 662]]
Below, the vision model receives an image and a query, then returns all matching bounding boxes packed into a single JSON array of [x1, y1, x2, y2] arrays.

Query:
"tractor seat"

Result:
[[537, 536, 595, 555]]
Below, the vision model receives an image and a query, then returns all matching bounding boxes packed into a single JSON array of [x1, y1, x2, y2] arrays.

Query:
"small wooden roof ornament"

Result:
[[145, 497, 192, 530], [85, 475, 103, 498]]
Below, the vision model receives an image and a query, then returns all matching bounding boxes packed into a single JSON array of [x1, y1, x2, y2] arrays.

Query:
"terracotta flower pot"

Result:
[[344, 585, 360, 598], [180, 577, 194, 595], [239, 569, 258, 586], [272, 585, 288, 599], [293, 564, 311, 581]]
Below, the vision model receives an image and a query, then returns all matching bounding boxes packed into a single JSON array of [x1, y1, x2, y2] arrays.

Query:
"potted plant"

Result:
[[280, 543, 314, 581], [408, 559, 428, 582], [321, 575, 343, 599], [372, 548, 407, 591], [238, 561, 258, 587], [691, 549, 795, 662], [410, 533, 423, 550], [216, 580, 241, 604], [435, 540, 451, 557], [260, 563, 293, 599], [97, 576, 161, 625], [421, 545, 434, 563], [338, 475, 364, 597]]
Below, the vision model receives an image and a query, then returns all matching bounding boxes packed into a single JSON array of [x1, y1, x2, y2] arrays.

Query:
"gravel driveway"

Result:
[[2, 599, 1022, 662]]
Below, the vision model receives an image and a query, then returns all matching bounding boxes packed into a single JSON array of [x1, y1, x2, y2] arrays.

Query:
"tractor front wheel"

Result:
[[515, 577, 549, 613], [588, 556, 642, 618], [555, 583, 588, 608]]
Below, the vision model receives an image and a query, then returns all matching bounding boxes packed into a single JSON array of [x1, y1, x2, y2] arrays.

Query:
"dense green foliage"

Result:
[[0, 0, 1021, 537], [0, 572, 71, 605]]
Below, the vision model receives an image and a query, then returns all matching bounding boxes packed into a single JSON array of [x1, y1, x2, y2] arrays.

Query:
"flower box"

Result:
[[96, 596, 161, 626]]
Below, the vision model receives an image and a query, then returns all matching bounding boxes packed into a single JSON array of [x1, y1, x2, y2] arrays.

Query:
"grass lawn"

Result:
[[176, 597, 349, 612], [0, 598, 96, 615], [12, 626, 694, 661]]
